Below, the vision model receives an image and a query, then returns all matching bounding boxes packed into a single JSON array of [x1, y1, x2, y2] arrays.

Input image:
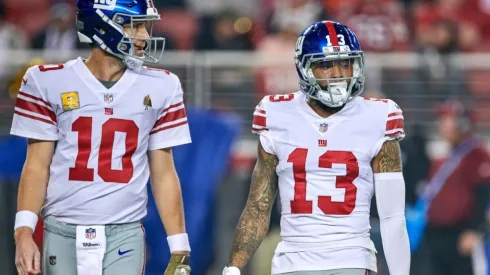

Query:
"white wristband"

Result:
[[14, 211, 38, 232], [223, 266, 241, 275], [167, 233, 191, 253]]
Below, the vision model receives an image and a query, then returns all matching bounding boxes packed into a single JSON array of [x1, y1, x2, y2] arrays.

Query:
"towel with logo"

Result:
[[76, 225, 106, 275]]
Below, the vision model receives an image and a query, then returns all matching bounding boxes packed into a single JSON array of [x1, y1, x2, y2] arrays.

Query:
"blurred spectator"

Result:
[[414, 0, 489, 51], [0, 2, 27, 48], [253, 1, 325, 98], [409, 19, 470, 120], [186, 0, 261, 18], [482, 0, 490, 15], [0, 2, 28, 89], [401, 124, 433, 275], [255, 14, 304, 98], [336, 0, 410, 52], [194, 9, 256, 122], [157, 9, 198, 50], [8, 57, 44, 99], [195, 10, 254, 51], [423, 100, 490, 275], [266, 0, 326, 34], [31, 2, 86, 51], [419, 19, 459, 54], [321, 0, 359, 18], [402, 124, 432, 207], [334, 0, 411, 113]]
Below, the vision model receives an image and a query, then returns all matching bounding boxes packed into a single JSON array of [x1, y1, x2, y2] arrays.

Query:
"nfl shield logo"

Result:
[[319, 123, 328, 133], [104, 94, 113, 104], [49, 256, 56, 265], [85, 228, 96, 239]]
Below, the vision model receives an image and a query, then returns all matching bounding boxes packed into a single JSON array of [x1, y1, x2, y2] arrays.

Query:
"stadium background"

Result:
[[0, 0, 490, 274]]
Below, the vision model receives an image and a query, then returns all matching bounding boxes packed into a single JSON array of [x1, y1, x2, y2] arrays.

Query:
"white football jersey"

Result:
[[252, 92, 404, 274], [10, 57, 192, 225]]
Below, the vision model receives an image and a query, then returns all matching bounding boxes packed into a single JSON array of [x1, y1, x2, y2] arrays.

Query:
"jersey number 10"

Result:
[[69, 117, 139, 184], [288, 148, 359, 215]]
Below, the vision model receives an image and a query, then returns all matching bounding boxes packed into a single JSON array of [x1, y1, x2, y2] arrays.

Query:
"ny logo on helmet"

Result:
[[94, 0, 117, 10]]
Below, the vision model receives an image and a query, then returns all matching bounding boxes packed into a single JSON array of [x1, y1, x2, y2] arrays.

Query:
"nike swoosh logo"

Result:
[[118, 249, 134, 256], [22, 78, 27, 85]]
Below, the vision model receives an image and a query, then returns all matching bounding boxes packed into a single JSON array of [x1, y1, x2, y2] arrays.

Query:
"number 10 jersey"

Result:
[[252, 92, 405, 273], [10, 58, 192, 225]]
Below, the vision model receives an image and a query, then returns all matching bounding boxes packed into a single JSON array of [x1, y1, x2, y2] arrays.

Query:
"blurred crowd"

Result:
[[2, 0, 490, 52]]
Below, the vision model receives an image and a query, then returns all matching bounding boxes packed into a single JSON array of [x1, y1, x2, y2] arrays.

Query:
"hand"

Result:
[[14, 227, 41, 275], [164, 253, 191, 275], [223, 266, 241, 275], [458, 230, 481, 256]]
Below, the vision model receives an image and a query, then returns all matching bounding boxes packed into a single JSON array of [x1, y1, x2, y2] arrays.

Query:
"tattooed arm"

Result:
[[372, 139, 403, 173], [372, 140, 410, 275], [227, 143, 279, 270]]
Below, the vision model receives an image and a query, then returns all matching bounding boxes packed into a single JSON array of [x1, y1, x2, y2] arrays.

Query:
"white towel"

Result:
[[76, 225, 106, 275]]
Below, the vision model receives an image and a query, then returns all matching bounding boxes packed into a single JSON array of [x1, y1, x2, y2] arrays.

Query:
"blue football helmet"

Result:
[[76, 0, 165, 69], [294, 20, 365, 108]]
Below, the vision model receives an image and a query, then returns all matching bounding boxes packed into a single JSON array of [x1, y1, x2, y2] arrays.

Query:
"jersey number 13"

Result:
[[288, 148, 359, 215]]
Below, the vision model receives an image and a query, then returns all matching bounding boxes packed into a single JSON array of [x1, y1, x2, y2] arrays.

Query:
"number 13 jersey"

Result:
[[10, 58, 192, 225], [252, 92, 404, 273]]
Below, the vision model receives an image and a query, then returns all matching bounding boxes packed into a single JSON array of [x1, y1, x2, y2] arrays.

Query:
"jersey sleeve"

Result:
[[10, 67, 59, 141], [148, 76, 191, 150], [252, 97, 276, 155], [384, 99, 405, 141], [371, 99, 405, 158]]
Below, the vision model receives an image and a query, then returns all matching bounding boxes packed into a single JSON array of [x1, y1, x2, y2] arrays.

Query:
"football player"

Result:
[[12, 1, 191, 275], [223, 21, 410, 275]]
